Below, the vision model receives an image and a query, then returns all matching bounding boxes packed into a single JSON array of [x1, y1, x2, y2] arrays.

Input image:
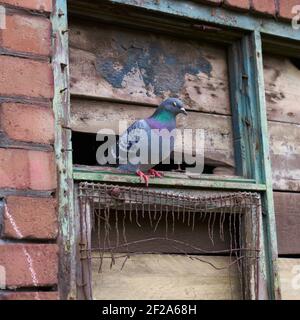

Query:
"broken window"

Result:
[[69, 16, 236, 177]]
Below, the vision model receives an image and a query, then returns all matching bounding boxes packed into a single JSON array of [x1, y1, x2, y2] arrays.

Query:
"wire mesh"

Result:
[[77, 182, 261, 299]]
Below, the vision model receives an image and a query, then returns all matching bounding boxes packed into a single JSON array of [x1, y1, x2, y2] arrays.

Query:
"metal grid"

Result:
[[77, 182, 262, 300]]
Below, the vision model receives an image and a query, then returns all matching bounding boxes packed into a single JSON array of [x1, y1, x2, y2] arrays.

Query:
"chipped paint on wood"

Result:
[[264, 54, 300, 125], [105, 0, 300, 42], [269, 121, 300, 191], [251, 31, 281, 300], [51, 0, 76, 300], [69, 19, 230, 115], [66, 0, 285, 300], [73, 166, 266, 191]]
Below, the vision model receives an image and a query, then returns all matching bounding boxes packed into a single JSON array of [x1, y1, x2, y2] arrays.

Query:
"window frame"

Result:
[[51, 0, 300, 299]]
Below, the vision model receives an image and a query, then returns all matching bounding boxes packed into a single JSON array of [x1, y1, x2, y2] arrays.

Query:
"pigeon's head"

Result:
[[159, 98, 187, 116]]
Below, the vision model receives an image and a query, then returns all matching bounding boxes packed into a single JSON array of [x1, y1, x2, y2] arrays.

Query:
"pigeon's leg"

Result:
[[136, 170, 149, 187], [148, 169, 164, 178]]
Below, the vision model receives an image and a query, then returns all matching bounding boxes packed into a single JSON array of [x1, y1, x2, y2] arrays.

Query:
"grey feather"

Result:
[[117, 98, 187, 173]]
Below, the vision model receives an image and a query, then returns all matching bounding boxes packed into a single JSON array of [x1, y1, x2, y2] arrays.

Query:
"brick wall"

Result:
[[0, 0, 298, 301], [0, 0, 58, 300], [199, 0, 300, 20]]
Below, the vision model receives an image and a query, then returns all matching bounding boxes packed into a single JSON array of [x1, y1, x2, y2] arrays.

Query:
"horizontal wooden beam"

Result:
[[105, 0, 300, 42], [73, 166, 266, 191], [91, 254, 242, 300]]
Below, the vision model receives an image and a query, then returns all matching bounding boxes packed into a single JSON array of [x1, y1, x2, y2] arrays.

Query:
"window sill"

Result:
[[73, 165, 266, 191]]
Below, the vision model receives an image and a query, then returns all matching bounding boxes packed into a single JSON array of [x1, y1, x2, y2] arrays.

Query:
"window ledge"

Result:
[[73, 165, 266, 191]]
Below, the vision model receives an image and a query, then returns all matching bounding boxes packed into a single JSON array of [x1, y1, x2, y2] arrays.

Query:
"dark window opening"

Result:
[[290, 57, 300, 70], [72, 131, 217, 174]]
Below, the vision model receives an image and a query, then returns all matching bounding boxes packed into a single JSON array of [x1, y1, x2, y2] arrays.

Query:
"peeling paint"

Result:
[[95, 35, 212, 96]]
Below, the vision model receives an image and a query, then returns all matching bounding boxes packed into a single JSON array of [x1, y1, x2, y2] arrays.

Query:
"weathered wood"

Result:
[[264, 54, 300, 125], [68, 0, 300, 43], [68, 20, 300, 129], [251, 31, 280, 300], [269, 121, 300, 192], [274, 192, 300, 255], [69, 19, 230, 115], [69, 20, 300, 127], [105, 0, 300, 43], [228, 39, 255, 179], [263, 52, 300, 188], [51, 0, 76, 300], [81, 190, 300, 257], [78, 197, 93, 300], [73, 167, 267, 191], [71, 99, 235, 168], [278, 258, 300, 300], [91, 253, 242, 300], [74, 164, 253, 183], [71, 98, 300, 191], [243, 199, 260, 300], [68, 18, 300, 193]]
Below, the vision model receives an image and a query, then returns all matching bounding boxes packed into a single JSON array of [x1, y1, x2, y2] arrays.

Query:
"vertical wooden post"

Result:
[[228, 31, 281, 299], [51, 0, 76, 300], [250, 30, 281, 300], [77, 187, 93, 300]]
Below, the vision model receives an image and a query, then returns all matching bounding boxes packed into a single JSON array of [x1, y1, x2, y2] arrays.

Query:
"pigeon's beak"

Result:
[[180, 107, 188, 116]]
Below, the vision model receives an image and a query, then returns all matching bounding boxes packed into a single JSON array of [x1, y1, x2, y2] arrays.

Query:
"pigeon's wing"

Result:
[[117, 119, 151, 172], [118, 119, 150, 153]]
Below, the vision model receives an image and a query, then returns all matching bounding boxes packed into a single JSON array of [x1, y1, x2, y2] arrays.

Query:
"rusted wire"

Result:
[[78, 182, 261, 300]]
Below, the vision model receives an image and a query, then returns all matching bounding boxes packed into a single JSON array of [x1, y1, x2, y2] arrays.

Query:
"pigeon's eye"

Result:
[[173, 102, 177, 107]]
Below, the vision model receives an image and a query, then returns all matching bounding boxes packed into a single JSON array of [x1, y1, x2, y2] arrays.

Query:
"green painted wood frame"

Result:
[[52, 0, 76, 300], [51, 0, 300, 299]]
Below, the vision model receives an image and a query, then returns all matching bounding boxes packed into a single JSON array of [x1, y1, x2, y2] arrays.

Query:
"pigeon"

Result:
[[117, 98, 187, 186]]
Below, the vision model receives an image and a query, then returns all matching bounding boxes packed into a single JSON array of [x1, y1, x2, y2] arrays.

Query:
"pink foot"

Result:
[[148, 169, 164, 178], [136, 170, 150, 187]]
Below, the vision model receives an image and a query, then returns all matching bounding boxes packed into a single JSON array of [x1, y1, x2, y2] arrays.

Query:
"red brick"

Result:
[[0, 244, 58, 288], [0, 13, 51, 56], [0, 0, 52, 12], [278, 0, 300, 20], [0, 56, 53, 99], [0, 149, 56, 190], [252, 0, 276, 16], [0, 103, 54, 144], [3, 196, 57, 239], [224, 0, 250, 10], [1, 291, 59, 300]]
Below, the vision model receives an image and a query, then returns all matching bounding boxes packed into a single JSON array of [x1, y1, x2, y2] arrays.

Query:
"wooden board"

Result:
[[71, 98, 300, 191], [274, 192, 300, 255], [71, 99, 235, 168], [69, 21, 300, 124], [68, 21, 300, 191], [264, 54, 300, 125], [269, 122, 300, 191], [278, 258, 300, 300], [91, 257, 300, 300], [69, 19, 231, 115], [91, 254, 241, 300]]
